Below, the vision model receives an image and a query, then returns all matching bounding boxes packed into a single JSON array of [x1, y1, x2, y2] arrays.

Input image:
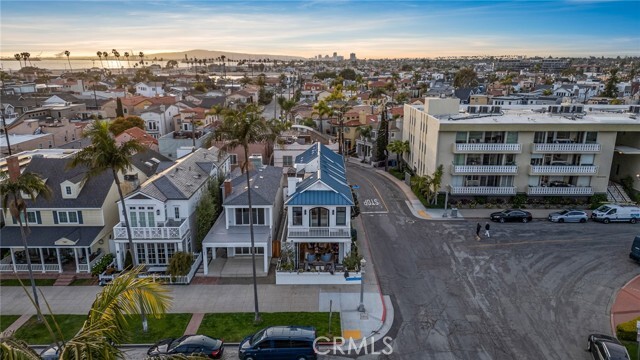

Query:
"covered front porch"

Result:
[[0, 226, 106, 274], [113, 237, 189, 271]]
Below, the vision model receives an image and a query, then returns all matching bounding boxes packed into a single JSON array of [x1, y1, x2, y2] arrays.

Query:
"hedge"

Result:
[[616, 316, 640, 342]]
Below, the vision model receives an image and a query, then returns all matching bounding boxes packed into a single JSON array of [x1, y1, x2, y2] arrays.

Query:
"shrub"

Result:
[[590, 193, 609, 209], [474, 196, 487, 205], [512, 194, 527, 208], [168, 252, 194, 277], [616, 316, 640, 342], [342, 250, 363, 272], [123, 250, 133, 270], [90, 253, 114, 276]]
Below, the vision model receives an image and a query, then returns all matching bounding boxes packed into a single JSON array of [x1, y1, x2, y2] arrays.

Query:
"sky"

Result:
[[1, 0, 639, 59]]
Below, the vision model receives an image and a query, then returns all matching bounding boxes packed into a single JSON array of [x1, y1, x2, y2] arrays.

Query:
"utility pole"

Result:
[[1, 114, 11, 156]]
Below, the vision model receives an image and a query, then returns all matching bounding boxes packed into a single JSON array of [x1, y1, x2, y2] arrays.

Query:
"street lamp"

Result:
[[357, 257, 367, 312]]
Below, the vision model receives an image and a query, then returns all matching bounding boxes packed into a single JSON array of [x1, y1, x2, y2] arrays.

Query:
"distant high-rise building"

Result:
[[318, 54, 322, 59], [350, 53, 356, 61], [333, 52, 337, 60], [337, 56, 344, 61]]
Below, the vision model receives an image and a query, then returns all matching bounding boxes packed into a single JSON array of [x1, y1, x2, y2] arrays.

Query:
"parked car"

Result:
[[592, 204, 640, 224], [147, 335, 224, 359], [586, 334, 630, 360], [40, 345, 60, 360], [548, 209, 589, 223], [239, 326, 317, 360], [629, 235, 640, 263], [490, 209, 533, 223]]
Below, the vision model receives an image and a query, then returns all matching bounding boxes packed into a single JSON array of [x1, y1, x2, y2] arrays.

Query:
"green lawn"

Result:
[[0, 315, 21, 332], [13, 315, 86, 345], [622, 341, 638, 360], [69, 278, 98, 286], [125, 313, 192, 344], [0, 278, 57, 286], [198, 312, 341, 342]]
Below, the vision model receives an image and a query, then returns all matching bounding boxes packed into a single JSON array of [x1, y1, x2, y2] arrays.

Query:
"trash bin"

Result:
[[450, 208, 458, 218]]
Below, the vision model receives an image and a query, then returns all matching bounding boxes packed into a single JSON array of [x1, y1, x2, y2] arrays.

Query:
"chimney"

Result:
[[223, 179, 232, 198], [6, 155, 20, 181], [287, 174, 299, 196]]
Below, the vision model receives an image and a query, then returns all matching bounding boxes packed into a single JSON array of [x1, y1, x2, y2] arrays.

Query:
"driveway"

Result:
[[347, 164, 640, 360]]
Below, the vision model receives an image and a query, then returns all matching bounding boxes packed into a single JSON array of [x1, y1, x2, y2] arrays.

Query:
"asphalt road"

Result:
[[346, 164, 640, 360]]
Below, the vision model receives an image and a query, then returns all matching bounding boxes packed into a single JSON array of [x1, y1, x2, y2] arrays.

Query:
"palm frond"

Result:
[[0, 338, 41, 360]]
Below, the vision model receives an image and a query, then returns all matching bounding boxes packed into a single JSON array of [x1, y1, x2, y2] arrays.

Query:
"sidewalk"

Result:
[[611, 274, 640, 334]]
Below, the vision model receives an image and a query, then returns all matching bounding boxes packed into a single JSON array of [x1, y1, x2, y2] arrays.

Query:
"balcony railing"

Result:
[[288, 227, 351, 238], [532, 143, 601, 153], [527, 186, 594, 196], [450, 186, 517, 195], [451, 165, 518, 175], [77, 252, 106, 273], [529, 165, 599, 175], [453, 143, 522, 153], [0, 263, 61, 273], [113, 219, 189, 240]]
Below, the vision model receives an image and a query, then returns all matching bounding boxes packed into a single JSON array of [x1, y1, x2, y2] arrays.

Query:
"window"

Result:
[[274, 340, 291, 348], [506, 132, 518, 144], [136, 244, 146, 264], [336, 207, 346, 226], [309, 207, 329, 227], [283, 155, 293, 166], [26, 211, 37, 224], [235, 208, 266, 225], [235, 247, 265, 255], [65, 186, 72, 195], [57, 211, 69, 223], [292, 207, 303, 226], [229, 154, 237, 165], [174, 206, 180, 219], [585, 132, 597, 144]]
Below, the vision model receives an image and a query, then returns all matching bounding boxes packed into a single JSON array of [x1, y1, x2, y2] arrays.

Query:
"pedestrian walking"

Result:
[[485, 223, 491, 238], [476, 222, 481, 241]]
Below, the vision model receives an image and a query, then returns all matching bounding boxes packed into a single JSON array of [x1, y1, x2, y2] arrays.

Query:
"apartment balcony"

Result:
[[453, 143, 522, 154], [450, 186, 517, 195], [529, 165, 599, 175], [113, 218, 189, 240], [531, 143, 601, 153], [450, 164, 518, 175], [287, 227, 351, 239], [527, 186, 594, 196]]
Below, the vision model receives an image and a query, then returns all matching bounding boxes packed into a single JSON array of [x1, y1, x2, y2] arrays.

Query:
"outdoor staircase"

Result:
[[53, 273, 76, 286], [607, 181, 634, 203]]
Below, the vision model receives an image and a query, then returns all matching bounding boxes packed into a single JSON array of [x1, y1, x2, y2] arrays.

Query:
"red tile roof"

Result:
[[119, 127, 158, 145]]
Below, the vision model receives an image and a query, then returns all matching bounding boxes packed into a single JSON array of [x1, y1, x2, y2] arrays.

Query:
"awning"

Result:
[[615, 146, 640, 155], [0, 226, 103, 248]]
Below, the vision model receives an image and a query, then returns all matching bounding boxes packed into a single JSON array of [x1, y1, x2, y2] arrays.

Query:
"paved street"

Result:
[[347, 163, 640, 360]]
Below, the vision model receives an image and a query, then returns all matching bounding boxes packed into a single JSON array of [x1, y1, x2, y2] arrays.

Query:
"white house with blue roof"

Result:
[[277, 143, 356, 285]]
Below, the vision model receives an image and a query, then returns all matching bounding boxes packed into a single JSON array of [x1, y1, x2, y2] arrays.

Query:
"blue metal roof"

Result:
[[286, 190, 353, 206], [295, 143, 320, 164]]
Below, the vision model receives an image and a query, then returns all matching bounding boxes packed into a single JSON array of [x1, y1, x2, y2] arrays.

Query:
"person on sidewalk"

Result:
[[476, 223, 481, 241], [485, 223, 491, 238]]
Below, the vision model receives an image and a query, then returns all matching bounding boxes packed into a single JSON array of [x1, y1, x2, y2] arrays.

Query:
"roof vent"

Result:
[[150, 157, 161, 164], [144, 161, 153, 168]]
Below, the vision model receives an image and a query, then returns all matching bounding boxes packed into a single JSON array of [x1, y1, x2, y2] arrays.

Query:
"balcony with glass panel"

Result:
[[453, 131, 522, 153]]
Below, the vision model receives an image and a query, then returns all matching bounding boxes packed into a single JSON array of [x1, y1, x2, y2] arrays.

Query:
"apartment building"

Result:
[[402, 98, 640, 198]]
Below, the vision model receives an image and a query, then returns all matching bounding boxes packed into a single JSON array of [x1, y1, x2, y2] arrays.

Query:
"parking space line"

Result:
[[468, 238, 612, 248]]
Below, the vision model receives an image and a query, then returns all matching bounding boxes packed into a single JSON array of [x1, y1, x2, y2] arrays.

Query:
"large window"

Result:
[[129, 206, 156, 227], [292, 207, 303, 226], [336, 207, 346, 226], [57, 211, 79, 224], [283, 155, 293, 166], [235, 208, 266, 225], [309, 207, 329, 227]]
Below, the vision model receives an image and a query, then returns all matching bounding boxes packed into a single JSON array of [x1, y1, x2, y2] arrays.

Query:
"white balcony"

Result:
[[529, 165, 599, 175], [527, 186, 593, 196], [532, 143, 601, 153], [451, 165, 518, 175], [288, 227, 351, 239], [450, 186, 517, 195], [453, 143, 522, 153], [113, 218, 189, 240]]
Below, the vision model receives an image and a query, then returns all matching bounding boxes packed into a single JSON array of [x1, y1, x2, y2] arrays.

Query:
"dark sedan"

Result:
[[147, 335, 224, 359], [490, 209, 533, 223], [586, 334, 630, 360]]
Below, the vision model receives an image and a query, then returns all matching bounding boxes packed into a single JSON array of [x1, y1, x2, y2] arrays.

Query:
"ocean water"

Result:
[[0, 59, 188, 72]]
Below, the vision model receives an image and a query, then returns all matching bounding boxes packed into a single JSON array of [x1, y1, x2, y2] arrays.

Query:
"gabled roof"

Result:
[[130, 150, 172, 177], [223, 166, 283, 206]]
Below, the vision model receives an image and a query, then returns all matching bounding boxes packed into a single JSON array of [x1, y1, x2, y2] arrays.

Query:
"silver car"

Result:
[[548, 209, 588, 223]]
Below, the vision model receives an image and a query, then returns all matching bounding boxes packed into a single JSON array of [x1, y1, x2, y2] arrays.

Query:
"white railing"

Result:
[[533, 143, 601, 153], [113, 219, 189, 240], [0, 264, 14, 272], [77, 263, 89, 273], [527, 186, 594, 195], [43, 264, 61, 272], [529, 165, 599, 175], [0, 263, 60, 272], [451, 165, 518, 174], [88, 252, 105, 270], [288, 227, 351, 238], [450, 186, 517, 195], [98, 260, 119, 282], [137, 252, 202, 285], [454, 143, 522, 153]]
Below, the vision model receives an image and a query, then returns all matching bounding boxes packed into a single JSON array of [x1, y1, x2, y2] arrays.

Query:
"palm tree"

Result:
[[112, 49, 121, 73], [220, 55, 226, 77], [356, 125, 372, 161], [0, 266, 171, 359], [216, 103, 273, 324], [124, 52, 130, 68], [0, 170, 52, 320], [64, 50, 72, 72], [97, 51, 104, 69], [138, 52, 145, 68], [387, 140, 410, 171], [67, 120, 145, 269], [312, 100, 333, 134], [21, 52, 31, 68], [103, 51, 109, 69], [14, 53, 22, 69]]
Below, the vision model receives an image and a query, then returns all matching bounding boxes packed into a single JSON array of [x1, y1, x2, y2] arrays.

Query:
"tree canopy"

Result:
[[453, 68, 478, 89], [108, 116, 145, 135]]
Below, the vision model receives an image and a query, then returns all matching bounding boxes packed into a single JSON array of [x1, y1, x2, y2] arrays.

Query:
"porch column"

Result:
[[85, 248, 90, 273], [39, 248, 45, 273], [263, 245, 268, 273], [339, 243, 345, 263], [115, 243, 123, 270], [10, 248, 16, 272], [56, 248, 62, 273], [73, 248, 79, 273], [203, 246, 208, 275]]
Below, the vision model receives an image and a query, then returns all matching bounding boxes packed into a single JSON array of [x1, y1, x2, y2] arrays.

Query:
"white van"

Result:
[[591, 204, 640, 224]]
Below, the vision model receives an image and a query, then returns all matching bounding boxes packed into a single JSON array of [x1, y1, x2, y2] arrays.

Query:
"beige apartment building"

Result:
[[403, 98, 640, 198]]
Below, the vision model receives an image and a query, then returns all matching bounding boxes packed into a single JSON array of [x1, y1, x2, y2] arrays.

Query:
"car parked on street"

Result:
[[239, 326, 317, 360], [147, 335, 224, 359], [490, 209, 533, 223], [591, 204, 640, 224], [548, 209, 589, 223], [586, 334, 630, 360]]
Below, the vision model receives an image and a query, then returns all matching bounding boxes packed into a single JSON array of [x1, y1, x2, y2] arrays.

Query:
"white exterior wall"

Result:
[[287, 204, 351, 228]]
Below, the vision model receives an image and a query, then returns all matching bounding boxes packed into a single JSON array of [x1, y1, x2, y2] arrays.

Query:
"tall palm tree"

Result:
[[67, 120, 145, 268], [124, 51, 130, 68], [356, 125, 372, 161], [0, 170, 52, 320], [387, 139, 410, 171], [312, 100, 333, 134], [64, 50, 72, 72], [216, 104, 273, 324], [96, 51, 104, 69], [21, 52, 31, 68], [112, 49, 121, 73], [0, 266, 171, 359], [14, 53, 22, 69], [103, 51, 109, 69], [220, 55, 226, 77], [138, 52, 145, 68]]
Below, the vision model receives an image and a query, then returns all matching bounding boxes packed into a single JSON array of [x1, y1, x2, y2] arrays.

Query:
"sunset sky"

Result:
[[1, 0, 638, 59]]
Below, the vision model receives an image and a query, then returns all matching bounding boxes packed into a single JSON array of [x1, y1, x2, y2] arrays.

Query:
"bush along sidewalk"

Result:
[[616, 316, 640, 360]]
